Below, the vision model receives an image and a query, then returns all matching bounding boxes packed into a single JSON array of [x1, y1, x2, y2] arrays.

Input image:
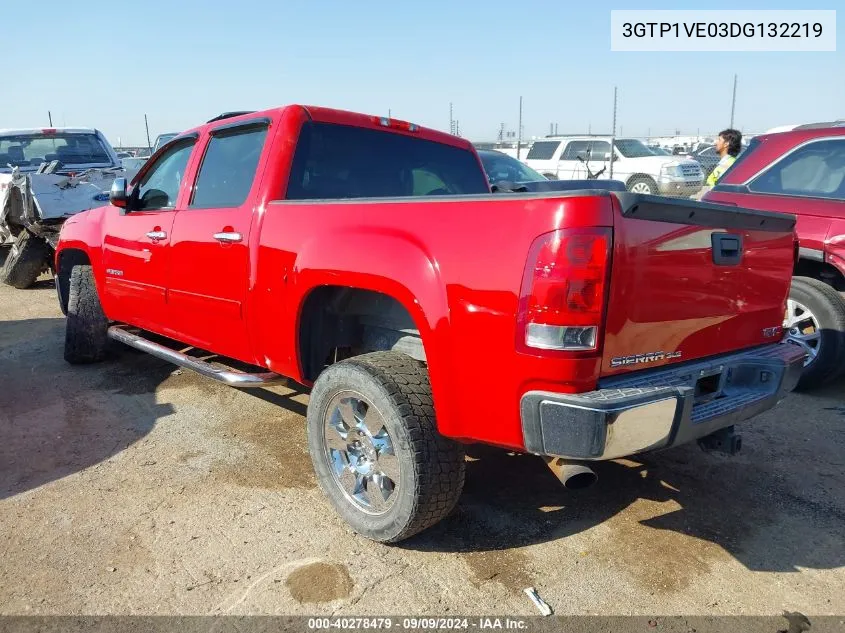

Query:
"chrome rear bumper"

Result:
[[520, 343, 805, 460]]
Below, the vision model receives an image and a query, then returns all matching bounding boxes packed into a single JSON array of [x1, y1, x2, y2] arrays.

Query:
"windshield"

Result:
[[0, 132, 112, 169], [478, 151, 546, 183], [614, 139, 657, 158]]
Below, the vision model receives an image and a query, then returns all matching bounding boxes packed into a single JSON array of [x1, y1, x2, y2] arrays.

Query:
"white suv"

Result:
[[522, 136, 704, 196]]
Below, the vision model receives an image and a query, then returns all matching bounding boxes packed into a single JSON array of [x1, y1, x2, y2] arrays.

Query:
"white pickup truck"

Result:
[[0, 127, 126, 288], [522, 135, 704, 196]]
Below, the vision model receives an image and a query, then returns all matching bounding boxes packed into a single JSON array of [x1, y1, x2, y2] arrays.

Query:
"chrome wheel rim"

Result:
[[785, 299, 821, 367], [630, 182, 653, 194], [323, 391, 400, 515]]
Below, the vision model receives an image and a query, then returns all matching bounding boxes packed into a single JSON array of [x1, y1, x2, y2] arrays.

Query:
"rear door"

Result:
[[166, 118, 271, 361], [100, 136, 197, 331], [601, 194, 796, 376]]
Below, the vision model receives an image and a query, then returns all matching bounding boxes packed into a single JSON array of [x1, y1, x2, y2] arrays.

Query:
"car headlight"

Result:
[[660, 164, 683, 178]]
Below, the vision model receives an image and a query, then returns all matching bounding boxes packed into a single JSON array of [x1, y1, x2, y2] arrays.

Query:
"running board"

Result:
[[107, 326, 287, 388]]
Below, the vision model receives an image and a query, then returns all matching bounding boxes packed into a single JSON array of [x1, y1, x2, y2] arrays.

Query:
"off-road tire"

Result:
[[307, 351, 465, 543], [0, 231, 50, 289], [64, 265, 109, 364], [627, 175, 658, 195], [789, 276, 845, 390]]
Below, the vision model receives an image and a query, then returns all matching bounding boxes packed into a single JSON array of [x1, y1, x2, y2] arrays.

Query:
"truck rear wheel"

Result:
[[786, 276, 845, 390], [0, 231, 50, 289], [64, 265, 109, 364], [306, 351, 465, 543]]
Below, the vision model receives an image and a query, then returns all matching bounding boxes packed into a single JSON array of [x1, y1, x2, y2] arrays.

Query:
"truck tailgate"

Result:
[[602, 194, 796, 377]]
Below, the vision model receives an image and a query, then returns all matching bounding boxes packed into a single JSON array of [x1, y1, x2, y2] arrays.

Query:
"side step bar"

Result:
[[107, 326, 287, 388]]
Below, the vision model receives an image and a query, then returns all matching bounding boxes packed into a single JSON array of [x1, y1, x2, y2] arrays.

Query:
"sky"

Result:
[[1, 0, 842, 146]]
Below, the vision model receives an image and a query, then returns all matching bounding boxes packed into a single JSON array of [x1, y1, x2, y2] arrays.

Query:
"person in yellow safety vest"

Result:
[[706, 128, 743, 186]]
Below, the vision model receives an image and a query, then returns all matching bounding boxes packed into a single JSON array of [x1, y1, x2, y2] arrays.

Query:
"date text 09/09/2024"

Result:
[[308, 618, 528, 630], [621, 22, 823, 38]]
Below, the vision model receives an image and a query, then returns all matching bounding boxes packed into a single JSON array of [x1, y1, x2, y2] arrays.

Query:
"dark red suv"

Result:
[[703, 125, 845, 388]]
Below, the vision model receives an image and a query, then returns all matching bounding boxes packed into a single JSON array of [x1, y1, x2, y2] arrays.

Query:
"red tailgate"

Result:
[[601, 194, 796, 376]]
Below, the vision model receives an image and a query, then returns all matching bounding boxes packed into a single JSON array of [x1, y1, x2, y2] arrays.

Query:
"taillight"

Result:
[[516, 228, 611, 353], [41, 128, 57, 135], [370, 115, 419, 132]]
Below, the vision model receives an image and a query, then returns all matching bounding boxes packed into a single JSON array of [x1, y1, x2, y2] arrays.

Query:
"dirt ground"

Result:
[[1, 276, 844, 617]]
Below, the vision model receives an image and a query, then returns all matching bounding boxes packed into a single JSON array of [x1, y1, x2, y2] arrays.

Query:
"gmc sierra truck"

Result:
[[54, 105, 805, 543]]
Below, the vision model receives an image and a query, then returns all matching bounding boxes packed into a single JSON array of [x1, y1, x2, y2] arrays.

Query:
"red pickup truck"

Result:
[[55, 105, 805, 542]]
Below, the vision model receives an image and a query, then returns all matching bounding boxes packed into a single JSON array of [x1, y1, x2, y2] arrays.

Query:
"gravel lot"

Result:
[[1, 274, 844, 616]]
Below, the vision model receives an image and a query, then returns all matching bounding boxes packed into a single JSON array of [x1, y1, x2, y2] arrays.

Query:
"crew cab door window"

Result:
[[190, 126, 269, 208], [749, 139, 845, 200], [134, 140, 195, 211]]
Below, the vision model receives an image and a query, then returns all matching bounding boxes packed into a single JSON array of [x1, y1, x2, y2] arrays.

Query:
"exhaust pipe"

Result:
[[544, 456, 598, 490]]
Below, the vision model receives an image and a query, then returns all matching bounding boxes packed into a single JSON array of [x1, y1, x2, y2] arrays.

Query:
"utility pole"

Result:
[[610, 86, 618, 179], [555, 123, 559, 135], [388, 109, 391, 118], [48, 111, 53, 126], [550, 123, 554, 136], [449, 102, 454, 136], [516, 96, 523, 160], [144, 114, 152, 152], [730, 74, 737, 128], [498, 122, 505, 142]]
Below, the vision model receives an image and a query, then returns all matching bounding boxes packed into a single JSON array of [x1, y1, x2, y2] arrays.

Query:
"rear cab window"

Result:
[[285, 123, 489, 200]]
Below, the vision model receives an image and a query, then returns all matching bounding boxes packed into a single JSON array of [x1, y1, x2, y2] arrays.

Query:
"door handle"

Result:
[[146, 230, 167, 241], [711, 233, 743, 266], [213, 232, 242, 243]]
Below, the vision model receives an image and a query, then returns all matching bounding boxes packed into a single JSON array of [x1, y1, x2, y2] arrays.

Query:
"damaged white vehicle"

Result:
[[0, 127, 126, 288]]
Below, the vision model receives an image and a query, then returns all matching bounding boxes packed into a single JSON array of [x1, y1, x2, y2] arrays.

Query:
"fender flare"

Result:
[[290, 226, 458, 432]]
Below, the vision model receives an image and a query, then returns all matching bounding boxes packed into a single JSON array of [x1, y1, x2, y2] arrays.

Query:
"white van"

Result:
[[522, 136, 704, 196]]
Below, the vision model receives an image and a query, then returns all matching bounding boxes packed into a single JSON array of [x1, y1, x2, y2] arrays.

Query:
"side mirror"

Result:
[[110, 178, 128, 209]]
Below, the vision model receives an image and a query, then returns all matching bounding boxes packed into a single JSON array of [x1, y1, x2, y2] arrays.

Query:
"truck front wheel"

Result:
[[0, 231, 50, 289], [627, 175, 658, 195], [64, 265, 109, 364], [306, 351, 465, 543], [786, 276, 845, 390]]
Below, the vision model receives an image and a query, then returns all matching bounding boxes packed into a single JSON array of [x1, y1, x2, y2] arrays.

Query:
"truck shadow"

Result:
[[406, 383, 845, 574], [0, 317, 176, 500]]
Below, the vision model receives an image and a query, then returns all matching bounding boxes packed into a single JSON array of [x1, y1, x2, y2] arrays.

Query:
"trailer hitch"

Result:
[[697, 425, 742, 456]]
